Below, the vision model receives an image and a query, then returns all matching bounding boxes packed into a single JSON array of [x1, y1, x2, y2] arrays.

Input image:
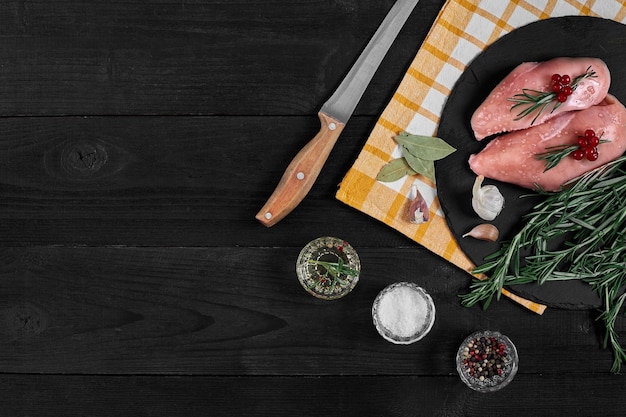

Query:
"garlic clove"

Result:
[[472, 175, 505, 221], [408, 185, 429, 224], [462, 224, 499, 242]]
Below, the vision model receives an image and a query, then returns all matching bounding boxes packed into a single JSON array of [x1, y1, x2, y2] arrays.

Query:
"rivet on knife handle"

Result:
[[256, 112, 344, 227]]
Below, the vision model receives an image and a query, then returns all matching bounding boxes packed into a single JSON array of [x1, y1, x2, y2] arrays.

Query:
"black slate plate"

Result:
[[436, 16, 626, 310]]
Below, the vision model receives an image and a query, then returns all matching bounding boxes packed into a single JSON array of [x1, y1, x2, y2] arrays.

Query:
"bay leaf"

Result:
[[402, 146, 436, 183], [376, 158, 417, 182], [395, 133, 456, 161]]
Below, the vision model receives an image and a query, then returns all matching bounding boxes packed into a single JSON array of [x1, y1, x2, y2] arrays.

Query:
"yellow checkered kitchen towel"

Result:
[[336, 0, 626, 314]]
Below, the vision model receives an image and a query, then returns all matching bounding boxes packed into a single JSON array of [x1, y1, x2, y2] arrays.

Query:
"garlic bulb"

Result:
[[462, 224, 499, 242], [408, 185, 429, 224], [472, 175, 504, 221]]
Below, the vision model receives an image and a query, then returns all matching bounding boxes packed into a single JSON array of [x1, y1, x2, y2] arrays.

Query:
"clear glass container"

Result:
[[371, 282, 436, 344], [456, 330, 519, 392], [296, 237, 360, 300]]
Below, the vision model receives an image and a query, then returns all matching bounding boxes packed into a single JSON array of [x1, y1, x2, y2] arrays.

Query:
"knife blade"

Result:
[[256, 0, 421, 227]]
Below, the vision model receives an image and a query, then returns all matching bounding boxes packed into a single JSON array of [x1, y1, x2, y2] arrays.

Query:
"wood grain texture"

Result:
[[0, 246, 621, 375], [1, 0, 624, 415], [0, 115, 406, 246], [255, 112, 346, 227], [0, 374, 624, 417], [0, 0, 446, 116]]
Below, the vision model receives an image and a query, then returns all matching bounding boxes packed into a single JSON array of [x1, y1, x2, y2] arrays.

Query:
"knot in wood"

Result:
[[61, 140, 108, 176], [0, 303, 47, 339]]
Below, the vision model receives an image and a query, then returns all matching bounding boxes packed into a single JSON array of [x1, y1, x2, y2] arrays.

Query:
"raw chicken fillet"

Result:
[[469, 94, 626, 192], [471, 57, 611, 140]]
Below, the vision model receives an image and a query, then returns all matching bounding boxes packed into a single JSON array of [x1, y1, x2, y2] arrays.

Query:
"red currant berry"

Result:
[[563, 85, 572, 95], [572, 149, 585, 160], [560, 74, 571, 84], [551, 73, 561, 82], [557, 93, 568, 102], [552, 83, 563, 93], [589, 135, 600, 147], [586, 147, 598, 161], [584, 129, 596, 138], [578, 137, 589, 148]]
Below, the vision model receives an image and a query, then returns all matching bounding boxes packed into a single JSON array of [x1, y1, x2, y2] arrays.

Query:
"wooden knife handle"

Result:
[[256, 112, 345, 227]]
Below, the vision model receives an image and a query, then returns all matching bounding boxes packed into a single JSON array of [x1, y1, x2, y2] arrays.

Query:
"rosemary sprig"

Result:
[[307, 258, 359, 292], [598, 291, 626, 373], [535, 138, 609, 172], [461, 155, 626, 373], [535, 144, 579, 171], [508, 66, 597, 125]]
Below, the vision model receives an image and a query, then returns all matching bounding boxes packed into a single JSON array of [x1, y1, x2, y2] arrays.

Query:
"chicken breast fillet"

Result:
[[468, 94, 626, 192], [471, 57, 611, 140]]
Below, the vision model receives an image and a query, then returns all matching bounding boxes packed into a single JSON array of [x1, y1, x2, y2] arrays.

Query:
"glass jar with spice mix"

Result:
[[296, 237, 360, 300], [456, 330, 519, 392]]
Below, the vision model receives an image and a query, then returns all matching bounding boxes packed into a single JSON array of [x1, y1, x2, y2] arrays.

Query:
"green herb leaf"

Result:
[[376, 132, 455, 183], [395, 133, 457, 161], [460, 155, 626, 373], [376, 157, 417, 182], [535, 144, 579, 171], [536, 138, 610, 172], [402, 146, 436, 183], [507, 66, 597, 125]]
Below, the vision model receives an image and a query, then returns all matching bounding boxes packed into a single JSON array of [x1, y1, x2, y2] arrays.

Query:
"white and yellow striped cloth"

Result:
[[336, 0, 626, 314]]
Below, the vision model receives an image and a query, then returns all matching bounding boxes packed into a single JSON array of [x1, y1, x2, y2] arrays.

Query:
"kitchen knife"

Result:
[[256, 0, 420, 227]]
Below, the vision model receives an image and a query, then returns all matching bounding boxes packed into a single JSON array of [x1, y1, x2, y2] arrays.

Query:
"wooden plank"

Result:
[[0, 115, 411, 246], [0, 0, 447, 116], [0, 246, 620, 374], [0, 374, 623, 416]]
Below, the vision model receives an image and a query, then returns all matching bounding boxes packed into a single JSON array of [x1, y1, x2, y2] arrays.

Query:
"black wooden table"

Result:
[[1, 1, 624, 415]]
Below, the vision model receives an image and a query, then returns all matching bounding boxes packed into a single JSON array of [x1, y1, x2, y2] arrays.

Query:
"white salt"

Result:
[[377, 285, 428, 338]]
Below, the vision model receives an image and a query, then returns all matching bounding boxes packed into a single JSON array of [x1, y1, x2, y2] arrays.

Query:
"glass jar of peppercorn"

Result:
[[456, 330, 519, 392], [296, 237, 360, 300]]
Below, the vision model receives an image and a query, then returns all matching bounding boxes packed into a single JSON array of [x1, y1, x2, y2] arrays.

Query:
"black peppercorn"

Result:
[[461, 335, 509, 381]]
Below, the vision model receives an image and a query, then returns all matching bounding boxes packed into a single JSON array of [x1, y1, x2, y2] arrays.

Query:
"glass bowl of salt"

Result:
[[371, 282, 436, 344]]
